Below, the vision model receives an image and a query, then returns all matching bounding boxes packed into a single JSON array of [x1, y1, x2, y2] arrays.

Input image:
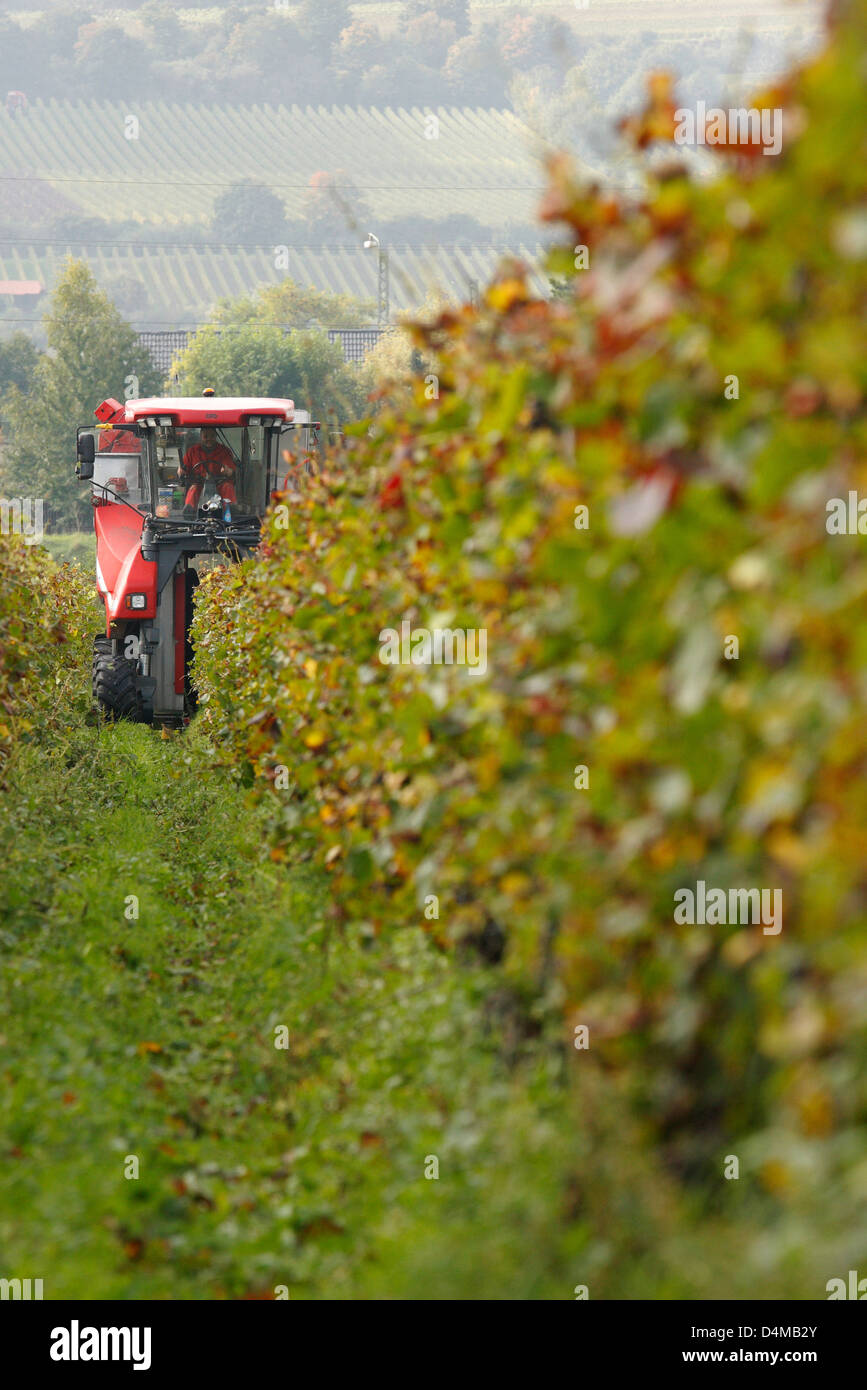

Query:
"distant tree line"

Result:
[[0, 2, 812, 114], [0, 1, 552, 108], [0, 198, 546, 253]]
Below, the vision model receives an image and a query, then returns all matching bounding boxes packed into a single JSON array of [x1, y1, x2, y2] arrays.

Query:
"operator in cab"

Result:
[[179, 426, 237, 517]]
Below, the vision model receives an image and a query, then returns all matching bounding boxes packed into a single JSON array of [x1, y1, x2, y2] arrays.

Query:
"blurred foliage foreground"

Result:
[[0, 536, 94, 773], [191, 0, 867, 1290]]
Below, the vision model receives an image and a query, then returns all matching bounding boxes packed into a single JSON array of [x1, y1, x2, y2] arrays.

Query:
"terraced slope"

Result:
[[0, 241, 549, 325], [0, 100, 546, 228]]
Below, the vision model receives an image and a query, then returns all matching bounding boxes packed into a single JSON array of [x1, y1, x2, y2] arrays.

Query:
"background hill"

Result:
[[0, 1, 825, 330], [0, 100, 543, 229]]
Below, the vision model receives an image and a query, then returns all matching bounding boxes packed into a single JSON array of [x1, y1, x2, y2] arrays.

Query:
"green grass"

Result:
[[40, 531, 96, 568], [0, 720, 838, 1299], [0, 722, 584, 1298]]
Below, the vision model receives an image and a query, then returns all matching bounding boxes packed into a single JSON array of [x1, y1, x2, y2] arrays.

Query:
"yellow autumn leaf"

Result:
[[767, 829, 813, 872], [500, 872, 531, 896], [759, 1159, 793, 1196], [486, 278, 527, 312], [476, 752, 501, 791], [797, 1089, 834, 1138], [648, 837, 678, 869]]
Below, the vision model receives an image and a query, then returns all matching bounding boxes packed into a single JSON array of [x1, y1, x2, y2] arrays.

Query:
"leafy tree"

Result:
[[357, 53, 443, 107], [510, 61, 618, 173], [403, 0, 470, 37], [401, 12, 458, 69], [173, 321, 367, 426], [210, 180, 288, 247], [0, 16, 44, 96], [211, 277, 374, 330], [139, 0, 192, 57], [331, 18, 382, 84], [0, 333, 40, 401], [354, 287, 447, 405], [220, 10, 310, 90], [296, 0, 352, 58], [73, 24, 151, 101], [443, 25, 509, 106], [300, 170, 372, 240], [0, 260, 161, 529], [501, 14, 573, 70], [100, 272, 150, 319], [45, 213, 116, 243]]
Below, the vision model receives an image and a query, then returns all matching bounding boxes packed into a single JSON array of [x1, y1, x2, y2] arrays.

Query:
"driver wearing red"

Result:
[[180, 426, 237, 515]]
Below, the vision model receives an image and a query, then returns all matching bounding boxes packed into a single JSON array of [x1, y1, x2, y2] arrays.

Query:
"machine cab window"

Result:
[[153, 423, 269, 517], [83, 426, 147, 509], [277, 415, 320, 493]]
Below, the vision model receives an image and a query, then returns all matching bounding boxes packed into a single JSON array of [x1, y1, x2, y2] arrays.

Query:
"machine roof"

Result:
[[122, 397, 296, 425]]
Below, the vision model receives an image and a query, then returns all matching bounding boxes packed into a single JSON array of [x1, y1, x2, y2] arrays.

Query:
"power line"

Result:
[[134, 324, 388, 331], [0, 237, 548, 252], [0, 173, 547, 191], [0, 318, 392, 327]]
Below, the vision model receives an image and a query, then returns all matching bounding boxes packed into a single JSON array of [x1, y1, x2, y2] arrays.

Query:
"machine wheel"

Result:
[[92, 637, 145, 722]]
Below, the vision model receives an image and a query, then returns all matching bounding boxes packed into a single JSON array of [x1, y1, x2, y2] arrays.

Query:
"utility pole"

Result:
[[363, 232, 390, 327]]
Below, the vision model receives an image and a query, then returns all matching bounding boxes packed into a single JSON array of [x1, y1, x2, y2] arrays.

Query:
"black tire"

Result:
[[92, 638, 144, 722]]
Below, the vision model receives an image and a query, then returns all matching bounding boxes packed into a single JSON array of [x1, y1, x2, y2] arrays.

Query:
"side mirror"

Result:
[[76, 432, 95, 481]]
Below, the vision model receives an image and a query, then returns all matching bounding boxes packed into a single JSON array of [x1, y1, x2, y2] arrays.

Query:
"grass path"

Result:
[[0, 721, 580, 1299], [0, 719, 803, 1299], [40, 533, 96, 568]]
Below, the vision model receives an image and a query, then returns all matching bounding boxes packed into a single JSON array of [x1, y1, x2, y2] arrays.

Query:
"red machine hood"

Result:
[[93, 503, 157, 631]]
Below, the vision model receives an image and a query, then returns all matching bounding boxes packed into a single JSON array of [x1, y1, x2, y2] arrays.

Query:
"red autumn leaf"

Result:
[[378, 472, 405, 510], [785, 378, 823, 417]]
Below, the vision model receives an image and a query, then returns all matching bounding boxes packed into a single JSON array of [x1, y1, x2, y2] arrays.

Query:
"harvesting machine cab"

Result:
[[76, 394, 320, 726]]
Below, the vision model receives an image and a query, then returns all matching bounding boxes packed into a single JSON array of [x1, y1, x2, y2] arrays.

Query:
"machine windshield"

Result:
[[82, 418, 318, 520], [153, 424, 268, 517]]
